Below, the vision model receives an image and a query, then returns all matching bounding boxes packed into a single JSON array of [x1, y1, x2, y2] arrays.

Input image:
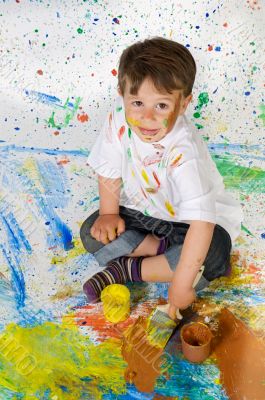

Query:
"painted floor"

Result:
[[0, 144, 264, 400]]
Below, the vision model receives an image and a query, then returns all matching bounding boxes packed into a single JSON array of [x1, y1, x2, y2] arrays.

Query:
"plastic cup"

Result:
[[101, 284, 130, 323], [180, 322, 213, 363]]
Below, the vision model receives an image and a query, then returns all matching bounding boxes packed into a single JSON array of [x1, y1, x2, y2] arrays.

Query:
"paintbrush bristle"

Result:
[[146, 308, 179, 349]]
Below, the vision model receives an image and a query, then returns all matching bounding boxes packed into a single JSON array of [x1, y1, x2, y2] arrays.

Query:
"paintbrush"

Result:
[[145, 265, 205, 349]]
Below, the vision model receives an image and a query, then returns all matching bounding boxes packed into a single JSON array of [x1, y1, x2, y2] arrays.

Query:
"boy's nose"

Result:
[[142, 108, 155, 120]]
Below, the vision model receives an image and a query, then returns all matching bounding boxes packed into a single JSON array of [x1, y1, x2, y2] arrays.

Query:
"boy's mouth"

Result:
[[139, 127, 160, 136]]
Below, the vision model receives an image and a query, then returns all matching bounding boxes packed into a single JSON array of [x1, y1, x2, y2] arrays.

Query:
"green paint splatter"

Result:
[[258, 104, 265, 126], [193, 92, 209, 127], [116, 106, 122, 112], [144, 208, 150, 216], [241, 224, 255, 238], [77, 27, 84, 34], [195, 123, 204, 129], [212, 155, 265, 193], [128, 127, 132, 138], [127, 148, 131, 160], [46, 96, 82, 129], [162, 118, 168, 127], [0, 322, 126, 399]]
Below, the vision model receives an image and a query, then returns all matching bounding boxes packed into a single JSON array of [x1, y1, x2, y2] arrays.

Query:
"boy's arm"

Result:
[[98, 174, 122, 215], [168, 220, 215, 318]]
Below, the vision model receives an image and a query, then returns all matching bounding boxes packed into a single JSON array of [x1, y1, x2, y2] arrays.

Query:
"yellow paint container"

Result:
[[101, 284, 130, 323]]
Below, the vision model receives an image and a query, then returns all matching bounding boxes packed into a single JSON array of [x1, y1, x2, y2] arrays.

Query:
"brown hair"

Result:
[[118, 36, 196, 98]]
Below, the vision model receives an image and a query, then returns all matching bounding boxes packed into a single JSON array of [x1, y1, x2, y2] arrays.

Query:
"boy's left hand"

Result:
[[167, 281, 196, 320]]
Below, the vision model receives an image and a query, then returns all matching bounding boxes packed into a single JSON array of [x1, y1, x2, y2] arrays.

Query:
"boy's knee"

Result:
[[80, 211, 101, 253]]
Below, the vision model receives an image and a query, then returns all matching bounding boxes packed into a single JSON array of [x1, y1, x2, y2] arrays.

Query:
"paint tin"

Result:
[[180, 322, 213, 363], [101, 284, 130, 323]]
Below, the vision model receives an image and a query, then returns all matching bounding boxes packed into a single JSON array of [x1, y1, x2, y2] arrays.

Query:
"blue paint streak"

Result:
[[24, 90, 75, 109], [155, 356, 228, 399], [0, 245, 26, 308], [0, 144, 88, 157]]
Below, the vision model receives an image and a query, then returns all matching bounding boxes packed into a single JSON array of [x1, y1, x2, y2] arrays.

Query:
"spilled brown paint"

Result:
[[213, 308, 265, 400], [122, 316, 165, 393]]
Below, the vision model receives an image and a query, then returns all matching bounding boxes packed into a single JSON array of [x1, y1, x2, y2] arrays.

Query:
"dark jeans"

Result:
[[80, 206, 232, 291]]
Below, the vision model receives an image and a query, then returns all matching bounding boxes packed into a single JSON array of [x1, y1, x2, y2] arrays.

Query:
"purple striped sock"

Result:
[[83, 256, 144, 303], [156, 237, 169, 255]]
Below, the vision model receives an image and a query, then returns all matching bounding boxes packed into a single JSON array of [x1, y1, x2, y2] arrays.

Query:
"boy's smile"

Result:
[[119, 77, 192, 143]]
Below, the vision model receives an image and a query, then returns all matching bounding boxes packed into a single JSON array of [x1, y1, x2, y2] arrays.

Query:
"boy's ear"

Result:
[[179, 93, 193, 115]]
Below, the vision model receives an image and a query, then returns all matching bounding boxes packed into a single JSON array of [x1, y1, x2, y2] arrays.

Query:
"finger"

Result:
[[106, 227, 117, 241], [117, 219, 125, 235], [90, 227, 97, 240], [168, 304, 177, 320], [99, 230, 110, 245]]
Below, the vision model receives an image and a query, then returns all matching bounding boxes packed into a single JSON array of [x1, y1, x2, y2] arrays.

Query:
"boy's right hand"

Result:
[[90, 214, 125, 244]]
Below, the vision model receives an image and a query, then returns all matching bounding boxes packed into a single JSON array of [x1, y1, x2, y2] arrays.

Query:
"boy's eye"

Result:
[[157, 103, 168, 110], [132, 101, 143, 107]]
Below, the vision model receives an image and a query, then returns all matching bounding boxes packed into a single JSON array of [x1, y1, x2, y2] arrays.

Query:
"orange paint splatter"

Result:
[[118, 125, 125, 141], [57, 157, 70, 165], [170, 153, 183, 167], [208, 45, 213, 51], [37, 69, 43, 75], [223, 22, 228, 27], [77, 113, 89, 123], [53, 131, 60, 136], [111, 69, 117, 76]]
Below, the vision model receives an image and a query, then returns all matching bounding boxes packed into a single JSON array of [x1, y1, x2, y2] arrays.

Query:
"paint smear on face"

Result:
[[213, 308, 265, 400], [0, 321, 127, 399], [127, 116, 141, 127]]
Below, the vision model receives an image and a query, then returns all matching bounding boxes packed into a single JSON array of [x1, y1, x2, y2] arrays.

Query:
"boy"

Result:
[[80, 37, 243, 319]]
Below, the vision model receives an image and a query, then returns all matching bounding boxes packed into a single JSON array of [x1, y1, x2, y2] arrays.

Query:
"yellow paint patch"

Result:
[[0, 321, 126, 399], [127, 117, 141, 127], [141, 169, 149, 184], [20, 157, 44, 193], [51, 238, 86, 265], [165, 200, 175, 217]]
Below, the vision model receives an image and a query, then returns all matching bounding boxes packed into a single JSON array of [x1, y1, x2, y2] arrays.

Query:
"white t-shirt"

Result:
[[87, 95, 243, 242]]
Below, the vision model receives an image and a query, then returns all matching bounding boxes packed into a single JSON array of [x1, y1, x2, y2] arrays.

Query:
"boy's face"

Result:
[[119, 77, 192, 143]]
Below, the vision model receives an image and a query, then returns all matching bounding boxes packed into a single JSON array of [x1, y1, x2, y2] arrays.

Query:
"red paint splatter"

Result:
[[111, 69, 117, 76], [208, 45, 213, 51], [16, 0, 20, 3], [37, 69, 43, 75], [140, 186, 148, 199], [223, 22, 228, 27], [152, 171, 161, 188], [118, 125, 125, 140], [53, 131, 60, 136], [73, 300, 161, 341], [77, 113, 89, 123]]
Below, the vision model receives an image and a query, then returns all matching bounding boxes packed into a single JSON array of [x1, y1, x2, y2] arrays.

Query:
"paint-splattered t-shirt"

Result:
[[87, 96, 243, 241]]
